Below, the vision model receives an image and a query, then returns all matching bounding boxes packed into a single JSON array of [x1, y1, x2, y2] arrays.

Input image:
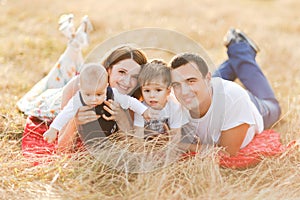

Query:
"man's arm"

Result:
[[177, 142, 201, 153], [219, 123, 249, 156]]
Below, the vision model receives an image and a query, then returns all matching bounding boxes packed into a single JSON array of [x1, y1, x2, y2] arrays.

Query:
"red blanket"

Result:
[[22, 116, 291, 169], [22, 116, 57, 158], [219, 129, 288, 169], [22, 116, 84, 165], [22, 116, 59, 166]]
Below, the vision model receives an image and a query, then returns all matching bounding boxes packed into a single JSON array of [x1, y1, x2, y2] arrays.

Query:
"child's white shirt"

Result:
[[111, 88, 147, 116], [133, 94, 189, 129], [50, 88, 147, 131]]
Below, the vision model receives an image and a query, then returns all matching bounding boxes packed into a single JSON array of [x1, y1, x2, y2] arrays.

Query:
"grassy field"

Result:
[[1, 0, 300, 199]]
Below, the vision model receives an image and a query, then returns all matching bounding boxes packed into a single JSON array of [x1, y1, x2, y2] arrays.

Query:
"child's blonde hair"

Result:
[[138, 59, 171, 87], [80, 63, 108, 87]]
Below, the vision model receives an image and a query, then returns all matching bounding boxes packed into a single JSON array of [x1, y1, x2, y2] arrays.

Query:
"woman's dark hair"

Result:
[[102, 45, 148, 99]]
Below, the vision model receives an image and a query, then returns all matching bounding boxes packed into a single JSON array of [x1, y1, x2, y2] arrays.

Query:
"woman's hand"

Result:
[[103, 100, 133, 131], [102, 100, 121, 121], [75, 105, 100, 125]]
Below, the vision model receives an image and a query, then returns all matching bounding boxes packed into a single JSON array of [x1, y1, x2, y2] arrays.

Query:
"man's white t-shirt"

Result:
[[182, 77, 264, 149]]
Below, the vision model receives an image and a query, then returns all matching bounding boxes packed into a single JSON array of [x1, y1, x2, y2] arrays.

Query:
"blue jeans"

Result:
[[213, 42, 281, 129]]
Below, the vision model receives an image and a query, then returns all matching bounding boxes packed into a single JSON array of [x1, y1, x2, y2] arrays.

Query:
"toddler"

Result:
[[134, 60, 188, 139]]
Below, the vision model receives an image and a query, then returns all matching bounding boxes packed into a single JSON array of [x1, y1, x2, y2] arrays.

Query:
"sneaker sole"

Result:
[[236, 29, 260, 53]]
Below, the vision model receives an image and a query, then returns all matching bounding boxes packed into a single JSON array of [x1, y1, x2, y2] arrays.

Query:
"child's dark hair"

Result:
[[138, 59, 171, 87]]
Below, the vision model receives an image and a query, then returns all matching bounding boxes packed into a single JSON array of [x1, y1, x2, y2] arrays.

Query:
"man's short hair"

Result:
[[169, 53, 209, 77]]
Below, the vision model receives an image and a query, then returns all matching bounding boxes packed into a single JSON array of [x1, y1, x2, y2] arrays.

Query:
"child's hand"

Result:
[[43, 128, 58, 143], [142, 108, 160, 121]]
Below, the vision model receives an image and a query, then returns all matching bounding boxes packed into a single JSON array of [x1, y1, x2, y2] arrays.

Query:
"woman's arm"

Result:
[[57, 76, 80, 152], [61, 76, 80, 109], [57, 105, 100, 152], [57, 118, 77, 153]]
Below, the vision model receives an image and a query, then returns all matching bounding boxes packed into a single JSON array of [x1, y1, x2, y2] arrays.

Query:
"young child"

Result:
[[134, 60, 188, 139], [43, 63, 152, 143]]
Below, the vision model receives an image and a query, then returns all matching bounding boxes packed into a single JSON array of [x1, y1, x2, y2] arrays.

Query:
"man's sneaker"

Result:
[[223, 28, 236, 47], [224, 28, 260, 53]]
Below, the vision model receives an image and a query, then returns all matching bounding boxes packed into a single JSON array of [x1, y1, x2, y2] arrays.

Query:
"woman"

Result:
[[57, 45, 148, 152]]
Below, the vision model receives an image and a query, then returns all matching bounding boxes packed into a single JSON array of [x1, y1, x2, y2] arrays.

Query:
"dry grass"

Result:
[[1, 0, 300, 199]]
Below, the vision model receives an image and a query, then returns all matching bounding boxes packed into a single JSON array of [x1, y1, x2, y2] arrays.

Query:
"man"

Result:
[[170, 29, 281, 155]]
